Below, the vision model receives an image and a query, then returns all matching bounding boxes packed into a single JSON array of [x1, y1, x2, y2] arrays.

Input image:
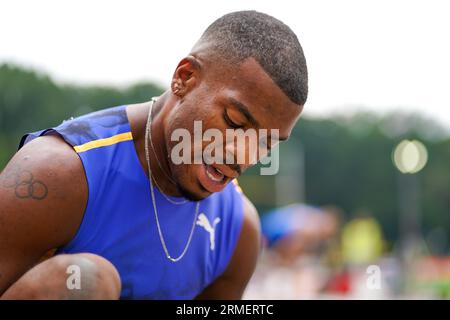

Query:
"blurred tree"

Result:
[[0, 63, 163, 164]]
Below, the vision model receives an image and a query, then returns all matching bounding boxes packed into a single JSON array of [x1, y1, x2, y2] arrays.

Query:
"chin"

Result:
[[176, 182, 211, 201], [171, 167, 208, 201]]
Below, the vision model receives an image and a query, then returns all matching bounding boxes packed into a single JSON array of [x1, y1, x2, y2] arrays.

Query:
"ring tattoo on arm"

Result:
[[1, 166, 48, 200]]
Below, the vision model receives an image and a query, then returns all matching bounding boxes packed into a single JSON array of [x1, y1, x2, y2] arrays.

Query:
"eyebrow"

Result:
[[227, 97, 289, 141]]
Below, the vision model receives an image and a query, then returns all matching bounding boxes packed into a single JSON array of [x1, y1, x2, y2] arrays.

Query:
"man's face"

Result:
[[165, 57, 303, 201]]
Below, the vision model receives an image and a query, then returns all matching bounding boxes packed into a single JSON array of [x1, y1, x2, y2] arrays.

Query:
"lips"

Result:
[[206, 164, 225, 182], [197, 164, 227, 193], [197, 161, 240, 193]]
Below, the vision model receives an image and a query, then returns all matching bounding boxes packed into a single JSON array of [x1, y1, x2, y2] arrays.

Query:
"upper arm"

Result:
[[0, 134, 87, 295], [196, 194, 261, 299]]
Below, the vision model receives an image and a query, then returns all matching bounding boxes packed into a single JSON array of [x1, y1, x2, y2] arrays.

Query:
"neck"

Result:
[[130, 91, 183, 197]]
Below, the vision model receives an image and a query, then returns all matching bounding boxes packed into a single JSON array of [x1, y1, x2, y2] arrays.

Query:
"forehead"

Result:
[[208, 57, 303, 134]]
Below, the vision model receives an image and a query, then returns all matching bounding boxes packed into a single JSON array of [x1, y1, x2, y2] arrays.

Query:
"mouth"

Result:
[[198, 163, 237, 193], [206, 164, 225, 182]]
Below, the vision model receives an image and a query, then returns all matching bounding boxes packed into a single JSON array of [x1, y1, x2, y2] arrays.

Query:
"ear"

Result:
[[171, 55, 201, 98]]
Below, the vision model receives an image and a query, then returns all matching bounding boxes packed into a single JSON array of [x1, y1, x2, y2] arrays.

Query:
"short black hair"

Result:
[[194, 10, 308, 105]]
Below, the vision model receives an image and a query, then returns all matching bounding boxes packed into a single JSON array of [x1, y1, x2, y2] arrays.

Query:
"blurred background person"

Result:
[[244, 204, 341, 299]]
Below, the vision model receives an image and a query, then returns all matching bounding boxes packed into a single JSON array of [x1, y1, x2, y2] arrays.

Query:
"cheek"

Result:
[[164, 96, 226, 168]]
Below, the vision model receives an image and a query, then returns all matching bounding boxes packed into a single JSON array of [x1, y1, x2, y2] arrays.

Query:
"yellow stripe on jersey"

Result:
[[73, 132, 133, 153], [232, 179, 243, 194]]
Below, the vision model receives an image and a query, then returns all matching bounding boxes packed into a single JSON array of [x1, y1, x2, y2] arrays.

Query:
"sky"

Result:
[[1, 0, 449, 127]]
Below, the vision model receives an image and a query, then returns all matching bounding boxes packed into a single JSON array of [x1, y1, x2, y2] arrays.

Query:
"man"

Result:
[[0, 10, 308, 299]]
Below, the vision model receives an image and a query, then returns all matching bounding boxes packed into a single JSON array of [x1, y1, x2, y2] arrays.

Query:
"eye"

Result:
[[223, 111, 243, 129]]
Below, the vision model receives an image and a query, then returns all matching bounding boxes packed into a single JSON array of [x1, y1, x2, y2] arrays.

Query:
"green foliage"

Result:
[[0, 63, 163, 152]]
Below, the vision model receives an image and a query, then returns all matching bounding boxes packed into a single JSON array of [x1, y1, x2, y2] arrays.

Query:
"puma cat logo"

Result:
[[196, 213, 221, 251]]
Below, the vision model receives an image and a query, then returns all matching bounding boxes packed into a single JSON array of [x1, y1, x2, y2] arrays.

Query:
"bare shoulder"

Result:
[[235, 194, 262, 277], [1, 133, 87, 212], [0, 134, 88, 258], [241, 194, 261, 241]]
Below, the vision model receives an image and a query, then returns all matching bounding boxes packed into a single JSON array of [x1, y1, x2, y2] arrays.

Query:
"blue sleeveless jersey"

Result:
[[18, 105, 245, 299]]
